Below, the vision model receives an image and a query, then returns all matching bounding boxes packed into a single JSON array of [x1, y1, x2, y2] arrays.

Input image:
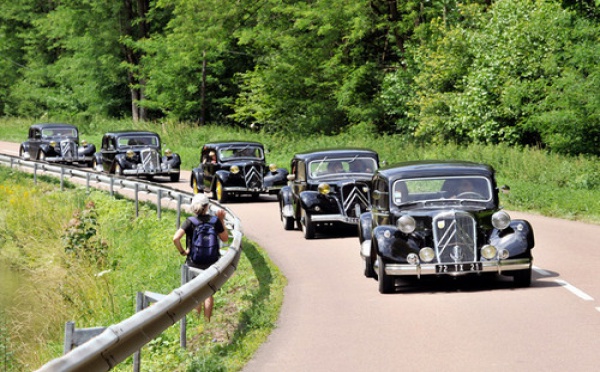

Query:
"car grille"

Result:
[[244, 164, 264, 189], [140, 149, 161, 171], [60, 140, 77, 161], [340, 182, 370, 218], [432, 211, 477, 263]]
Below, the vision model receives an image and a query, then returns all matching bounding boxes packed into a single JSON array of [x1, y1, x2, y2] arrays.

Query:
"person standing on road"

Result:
[[173, 193, 229, 321]]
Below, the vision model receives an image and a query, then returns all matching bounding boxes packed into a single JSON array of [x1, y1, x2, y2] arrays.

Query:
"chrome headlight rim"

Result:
[[419, 247, 435, 263], [492, 210, 511, 230], [318, 182, 331, 195], [397, 215, 416, 234], [269, 163, 277, 172], [126, 150, 135, 159], [481, 244, 497, 260], [230, 165, 240, 174], [164, 148, 173, 157]]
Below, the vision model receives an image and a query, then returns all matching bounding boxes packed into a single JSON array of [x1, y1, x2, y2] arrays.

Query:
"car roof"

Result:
[[103, 130, 159, 137], [30, 123, 78, 130], [378, 160, 494, 180], [203, 141, 265, 149], [293, 148, 379, 162]]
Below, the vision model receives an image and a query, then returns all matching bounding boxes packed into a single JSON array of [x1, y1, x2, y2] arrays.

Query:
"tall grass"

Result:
[[0, 166, 285, 370]]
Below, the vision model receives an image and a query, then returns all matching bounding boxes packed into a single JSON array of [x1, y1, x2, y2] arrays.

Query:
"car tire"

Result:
[[512, 267, 532, 287], [170, 173, 180, 182], [364, 252, 376, 279], [215, 179, 228, 203], [114, 163, 123, 176], [378, 255, 394, 294], [37, 150, 46, 162], [19, 147, 27, 160], [192, 177, 200, 194], [281, 202, 295, 231], [92, 158, 103, 172], [301, 208, 315, 239]]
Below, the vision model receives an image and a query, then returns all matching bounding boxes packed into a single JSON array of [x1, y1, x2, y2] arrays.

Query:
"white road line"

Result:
[[554, 279, 594, 301], [533, 266, 551, 276]]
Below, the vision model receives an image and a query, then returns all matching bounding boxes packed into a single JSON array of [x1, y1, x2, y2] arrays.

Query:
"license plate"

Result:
[[436, 262, 482, 273]]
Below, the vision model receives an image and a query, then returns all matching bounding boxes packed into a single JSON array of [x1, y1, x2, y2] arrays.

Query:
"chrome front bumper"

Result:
[[311, 213, 359, 225], [383, 258, 532, 277]]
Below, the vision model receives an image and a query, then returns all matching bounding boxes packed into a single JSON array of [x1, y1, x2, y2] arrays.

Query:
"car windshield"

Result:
[[392, 176, 492, 205], [41, 128, 77, 137], [219, 145, 264, 160], [308, 156, 377, 179], [117, 135, 160, 148]]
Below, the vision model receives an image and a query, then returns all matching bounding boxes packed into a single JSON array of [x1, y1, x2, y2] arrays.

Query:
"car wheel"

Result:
[[512, 267, 532, 288], [19, 147, 27, 160], [378, 255, 394, 294], [114, 163, 123, 176], [37, 150, 46, 162], [364, 244, 376, 279], [281, 201, 295, 231], [301, 208, 315, 239], [215, 179, 228, 203], [170, 173, 180, 182], [92, 158, 103, 172]]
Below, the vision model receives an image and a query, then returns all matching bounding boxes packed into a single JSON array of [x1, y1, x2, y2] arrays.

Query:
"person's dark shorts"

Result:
[[186, 258, 214, 270]]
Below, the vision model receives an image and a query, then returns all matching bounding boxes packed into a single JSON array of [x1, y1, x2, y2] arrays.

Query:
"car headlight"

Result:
[[81, 140, 88, 146], [397, 215, 416, 234], [230, 165, 240, 174], [419, 247, 435, 262], [492, 210, 511, 230], [126, 150, 135, 159], [164, 148, 172, 156], [481, 245, 497, 259], [407, 253, 419, 265], [50, 141, 57, 147], [318, 183, 331, 195], [269, 163, 277, 172]]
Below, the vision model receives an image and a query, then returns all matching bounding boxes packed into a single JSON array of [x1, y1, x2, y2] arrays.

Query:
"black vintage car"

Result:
[[279, 149, 379, 239], [190, 141, 288, 202], [92, 130, 181, 181], [19, 123, 96, 166], [359, 160, 535, 294]]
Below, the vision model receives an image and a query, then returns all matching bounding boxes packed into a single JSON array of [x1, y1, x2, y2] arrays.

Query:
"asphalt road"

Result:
[[2, 141, 600, 371]]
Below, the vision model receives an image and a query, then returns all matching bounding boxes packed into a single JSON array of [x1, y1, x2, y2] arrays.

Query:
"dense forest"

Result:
[[1, 0, 599, 155]]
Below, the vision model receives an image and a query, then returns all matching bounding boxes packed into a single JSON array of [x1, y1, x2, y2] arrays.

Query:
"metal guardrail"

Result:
[[0, 154, 244, 372]]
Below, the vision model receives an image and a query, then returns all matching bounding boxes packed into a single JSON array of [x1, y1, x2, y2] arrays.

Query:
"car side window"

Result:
[[296, 161, 306, 182]]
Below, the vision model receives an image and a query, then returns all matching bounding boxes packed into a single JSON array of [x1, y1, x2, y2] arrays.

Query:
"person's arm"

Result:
[[215, 209, 229, 242], [173, 228, 188, 256]]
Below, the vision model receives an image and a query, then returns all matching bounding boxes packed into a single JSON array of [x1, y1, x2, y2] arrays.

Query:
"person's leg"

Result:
[[204, 295, 214, 321]]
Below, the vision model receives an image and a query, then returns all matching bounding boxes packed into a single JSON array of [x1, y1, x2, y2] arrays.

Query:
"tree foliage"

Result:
[[0, 0, 599, 154]]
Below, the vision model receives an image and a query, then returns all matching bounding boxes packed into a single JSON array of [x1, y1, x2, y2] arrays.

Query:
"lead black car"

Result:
[[92, 131, 181, 181], [279, 149, 379, 239], [19, 123, 96, 165], [359, 161, 535, 294], [190, 141, 288, 202]]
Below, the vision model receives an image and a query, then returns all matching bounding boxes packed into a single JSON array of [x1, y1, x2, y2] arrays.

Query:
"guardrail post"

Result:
[[86, 173, 90, 193], [134, 183, 139, 217], [176, 194, 182, 229], [109, 177, 114, 196], [10, 157, 14, 168], [180, 264, 188, 349], [157, 189, 162, 220], [60, 167, 65, 191], [133, 292, 144, 372], [33, 163, 38, 184]]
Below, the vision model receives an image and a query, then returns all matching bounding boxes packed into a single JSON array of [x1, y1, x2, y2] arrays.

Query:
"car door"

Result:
[[202, 147, 217, 190], [291, 159, 307, 215], [101, 136, 117, 172], [29, 128, 42, 158]]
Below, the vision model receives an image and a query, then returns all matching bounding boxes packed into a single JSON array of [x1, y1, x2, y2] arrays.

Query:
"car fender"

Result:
[[279, 186, 294, 206], [190, 167, 204, 188], [20, 143, 31, 157], [113, 154, 129, 171], [264, 167, 289, 187], [372, 225, 421, 262], [79, 143, 96, 156], [490, 219, 535, 258], [358, 212, 372, 244], [215, 170, 232, 186], [163, 153, 181, 169], [299, 190, 321, 210]]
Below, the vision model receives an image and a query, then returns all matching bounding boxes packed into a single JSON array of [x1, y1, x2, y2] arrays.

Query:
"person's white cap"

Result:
[[192, 193, 209, 207]]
